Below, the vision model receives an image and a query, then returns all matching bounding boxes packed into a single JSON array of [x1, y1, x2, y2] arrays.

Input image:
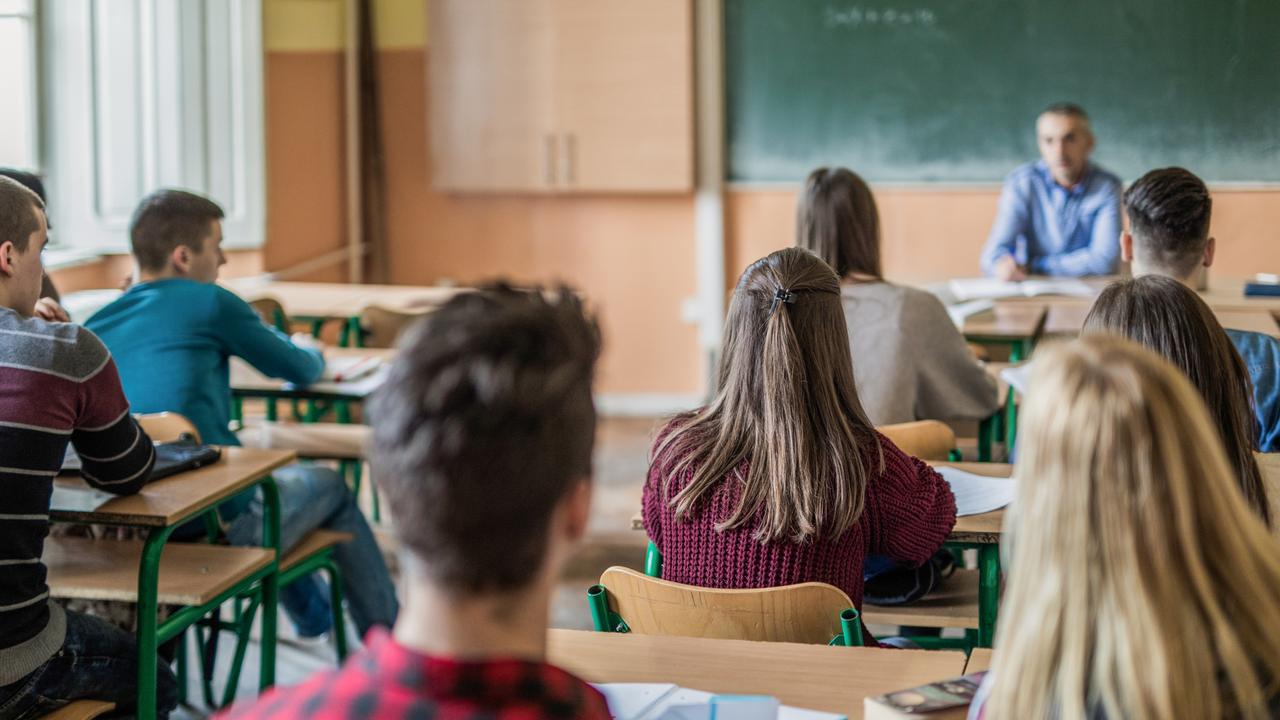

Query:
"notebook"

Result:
[[863, 672, 986, 719], [593, 684, 845, 720], [61, 436, 222, 480], [321, 355, 384, 382], [934, 467, 1015, 516]]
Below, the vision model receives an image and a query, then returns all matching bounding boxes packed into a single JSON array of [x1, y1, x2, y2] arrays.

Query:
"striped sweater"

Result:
[[0, 307, 155, 685], [643, 426, 956, 608]]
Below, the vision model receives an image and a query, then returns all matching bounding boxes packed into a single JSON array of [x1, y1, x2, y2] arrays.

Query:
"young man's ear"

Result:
[[171, 245, 193, 274], [0, 241, 15, 277], [1118, 231, 1134, 263], [561, 478, 592, 544], [1203, 236, 1216, 268]]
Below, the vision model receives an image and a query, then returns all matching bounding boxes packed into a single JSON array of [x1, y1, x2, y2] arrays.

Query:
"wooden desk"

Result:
[[547, 630, 967, 720], [1215, 309, 1280, 338], [226, 280, 462, 320], [231, 348, 396, 403], [965, 648, 994, 674], [963, 305, 1046, 361], [50, 447, 295, 718]]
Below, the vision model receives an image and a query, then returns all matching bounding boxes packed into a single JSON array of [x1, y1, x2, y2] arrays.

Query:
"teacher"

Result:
[[980, 103, 1122, 280]]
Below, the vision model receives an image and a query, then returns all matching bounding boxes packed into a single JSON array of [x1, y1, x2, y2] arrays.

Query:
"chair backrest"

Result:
[[594, 566, 854, 645], [877, 420, 957, 461], [137, 412, 201, 443], [359, 305, 431, 348], [249, 296, 288, 332]]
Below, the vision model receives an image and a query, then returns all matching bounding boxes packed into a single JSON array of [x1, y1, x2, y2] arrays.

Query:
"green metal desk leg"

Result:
[[259, 477, 282, 690], [136, 525, 177, 720], [977, 544, 1000, 648], [325, 562, 349, 660], [977, 414, 994, 462]]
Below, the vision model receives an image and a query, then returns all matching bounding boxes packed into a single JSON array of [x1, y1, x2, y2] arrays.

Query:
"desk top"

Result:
[[965, 648, 994, 674], [963, 304, 1046, 340], [231, 348, 396, 400], [225, 280, 463, 319], [546, 629, 967, 720], [50, 447, 296, 527]]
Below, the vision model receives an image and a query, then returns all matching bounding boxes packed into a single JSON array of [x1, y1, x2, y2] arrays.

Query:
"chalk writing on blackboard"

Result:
[[824, 6, 937, 28]]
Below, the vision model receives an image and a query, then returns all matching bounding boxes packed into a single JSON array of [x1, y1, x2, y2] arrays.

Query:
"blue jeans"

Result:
[[225, 464, 399, 637], [0, 610, 178, 719]]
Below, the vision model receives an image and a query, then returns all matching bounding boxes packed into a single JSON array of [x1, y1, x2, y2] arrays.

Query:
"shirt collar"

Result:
[[1034, 159, 1091, 196], [365, 628, 587, 705]]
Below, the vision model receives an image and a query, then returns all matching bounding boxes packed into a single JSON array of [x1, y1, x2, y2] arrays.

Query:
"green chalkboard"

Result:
[[726, 0, 1280, 183]]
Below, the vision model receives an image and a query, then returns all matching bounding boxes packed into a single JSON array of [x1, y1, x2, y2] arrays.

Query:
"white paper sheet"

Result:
[[948, 278, 1094, 302], [594, 684, 845, 720], [934, 466, 1015, 516], [946, 299, 995, 329], [999, 362, 1033, 396]]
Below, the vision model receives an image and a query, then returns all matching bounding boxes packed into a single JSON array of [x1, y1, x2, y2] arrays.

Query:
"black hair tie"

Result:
[[770, 288, 797, 313]]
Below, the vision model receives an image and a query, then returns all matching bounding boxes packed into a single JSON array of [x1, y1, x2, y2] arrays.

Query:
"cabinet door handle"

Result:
[[563, 133, 576, 185], [544, 134, 558, 186]]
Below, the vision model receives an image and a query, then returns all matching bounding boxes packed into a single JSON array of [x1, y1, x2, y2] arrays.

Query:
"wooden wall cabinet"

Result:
[[429, 0, 694, 193]]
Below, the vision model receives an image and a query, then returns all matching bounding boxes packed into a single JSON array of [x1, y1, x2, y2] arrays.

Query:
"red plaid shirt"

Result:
[[218, 629, 611, 720]]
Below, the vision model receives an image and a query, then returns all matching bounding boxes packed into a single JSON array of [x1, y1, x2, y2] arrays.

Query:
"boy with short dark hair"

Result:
[[88, 189, 397, 641], [219, 285, 610, 720], [0, 177, 175, 717], [1120, 166, 1280, 451]]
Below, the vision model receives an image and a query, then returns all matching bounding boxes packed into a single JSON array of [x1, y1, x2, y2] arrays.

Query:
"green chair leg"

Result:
[[323, 561, 349, 661], [977, 545, 1001, 647], [586, 585, 629, 633], [644, 541, 662, 578], [839, 608, 863, 647], [978, 414, 995, 462]]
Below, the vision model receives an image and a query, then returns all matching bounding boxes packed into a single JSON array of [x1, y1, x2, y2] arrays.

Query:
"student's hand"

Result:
[[994, 255, 1028, 282], [33, 297, 70, 323], [290, 332, 325, 352]]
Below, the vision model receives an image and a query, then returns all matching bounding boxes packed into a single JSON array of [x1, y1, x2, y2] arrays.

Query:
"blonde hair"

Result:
[[653, 247, 881, 543], [987, 335, 1280, 720]]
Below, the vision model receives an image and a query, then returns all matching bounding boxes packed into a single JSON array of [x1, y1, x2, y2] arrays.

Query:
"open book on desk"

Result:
[[321, 355, 384, 382], [595, 684, 845, 720], [948, 278, 1095, 302]]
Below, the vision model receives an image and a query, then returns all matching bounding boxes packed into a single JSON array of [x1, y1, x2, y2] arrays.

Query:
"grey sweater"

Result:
[[841, 282, 1000, 425]]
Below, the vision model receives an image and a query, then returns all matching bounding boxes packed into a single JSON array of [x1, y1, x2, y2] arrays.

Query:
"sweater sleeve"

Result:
[[865, 435, 957, 566], [907, 291, 1001, 422], [214, 287, 325, 385], [71, 336, 155, 495], [642, 420, 684, 549]]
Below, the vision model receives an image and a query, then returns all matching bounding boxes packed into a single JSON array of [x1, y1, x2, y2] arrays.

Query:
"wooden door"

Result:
[[429, 0, 558, 191], [552, 0, 694, 192]]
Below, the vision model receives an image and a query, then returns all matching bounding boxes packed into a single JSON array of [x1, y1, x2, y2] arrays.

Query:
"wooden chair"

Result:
[[356, 304, 431, 348], [877, 420, 960, 462], [587, 566, 864, 646], [136, 414, 354, 708], [37, 700, 115, 720], [248, 296, 289, 332]]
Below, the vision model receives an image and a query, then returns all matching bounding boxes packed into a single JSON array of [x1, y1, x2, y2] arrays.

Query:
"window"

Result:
[[0, 0, 38, 169], [41, 0, 265, 252]]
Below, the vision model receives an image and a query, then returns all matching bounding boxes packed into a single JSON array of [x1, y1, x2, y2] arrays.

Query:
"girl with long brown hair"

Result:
[[973, 335, 1280, 719], [1082, 275, 1270, 526], [642, 248, 956, 616], [796, 167, 998, 425]]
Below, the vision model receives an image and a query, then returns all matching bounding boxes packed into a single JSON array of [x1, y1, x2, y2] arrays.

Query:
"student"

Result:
[[796, 166, 999, 425], [643, 247, 956, 626], [0, 178, 176, 718], [971, 335, 1280, 719], [219, 285, 610, 720], [1082, 276, 1269, 525], [980, 103, 1122, 279], [86, 189, 397, 640], [1119, 166, 1280, 452], [0, 168, 67, 320]]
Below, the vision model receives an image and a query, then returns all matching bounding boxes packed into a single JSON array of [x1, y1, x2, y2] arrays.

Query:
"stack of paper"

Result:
[[934, 466, 1015, 516], [948, 278, 1094, 302], [594, 684, 845, 720]]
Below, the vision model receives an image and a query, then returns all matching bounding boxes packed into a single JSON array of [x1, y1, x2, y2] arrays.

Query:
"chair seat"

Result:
[[862, 569, 981, 629], [281, 530, 353, 572], [38, 700, 115, 720], [237, 421, 368, 459], [45, 537, 274, 606]]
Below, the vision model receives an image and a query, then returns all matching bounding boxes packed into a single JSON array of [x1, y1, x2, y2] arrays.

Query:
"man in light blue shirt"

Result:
[[980, 103, 1122, 279]]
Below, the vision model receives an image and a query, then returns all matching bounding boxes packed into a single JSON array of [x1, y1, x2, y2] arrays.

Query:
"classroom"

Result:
[[1, 0, 1279, 718]]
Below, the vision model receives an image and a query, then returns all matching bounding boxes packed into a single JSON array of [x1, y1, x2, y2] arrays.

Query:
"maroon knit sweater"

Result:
[[643, 426, 956, 608]]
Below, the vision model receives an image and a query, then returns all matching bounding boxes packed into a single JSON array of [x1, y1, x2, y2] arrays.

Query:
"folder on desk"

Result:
[[863, 672, 986, 718]]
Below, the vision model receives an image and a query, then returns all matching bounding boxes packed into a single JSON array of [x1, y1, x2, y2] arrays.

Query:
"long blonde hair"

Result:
[[986, 335, 1280, 720], [652, 247, 882, 543]]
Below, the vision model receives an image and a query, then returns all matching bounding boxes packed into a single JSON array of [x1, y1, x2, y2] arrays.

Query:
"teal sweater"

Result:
[[87, 279, 324, 515]]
